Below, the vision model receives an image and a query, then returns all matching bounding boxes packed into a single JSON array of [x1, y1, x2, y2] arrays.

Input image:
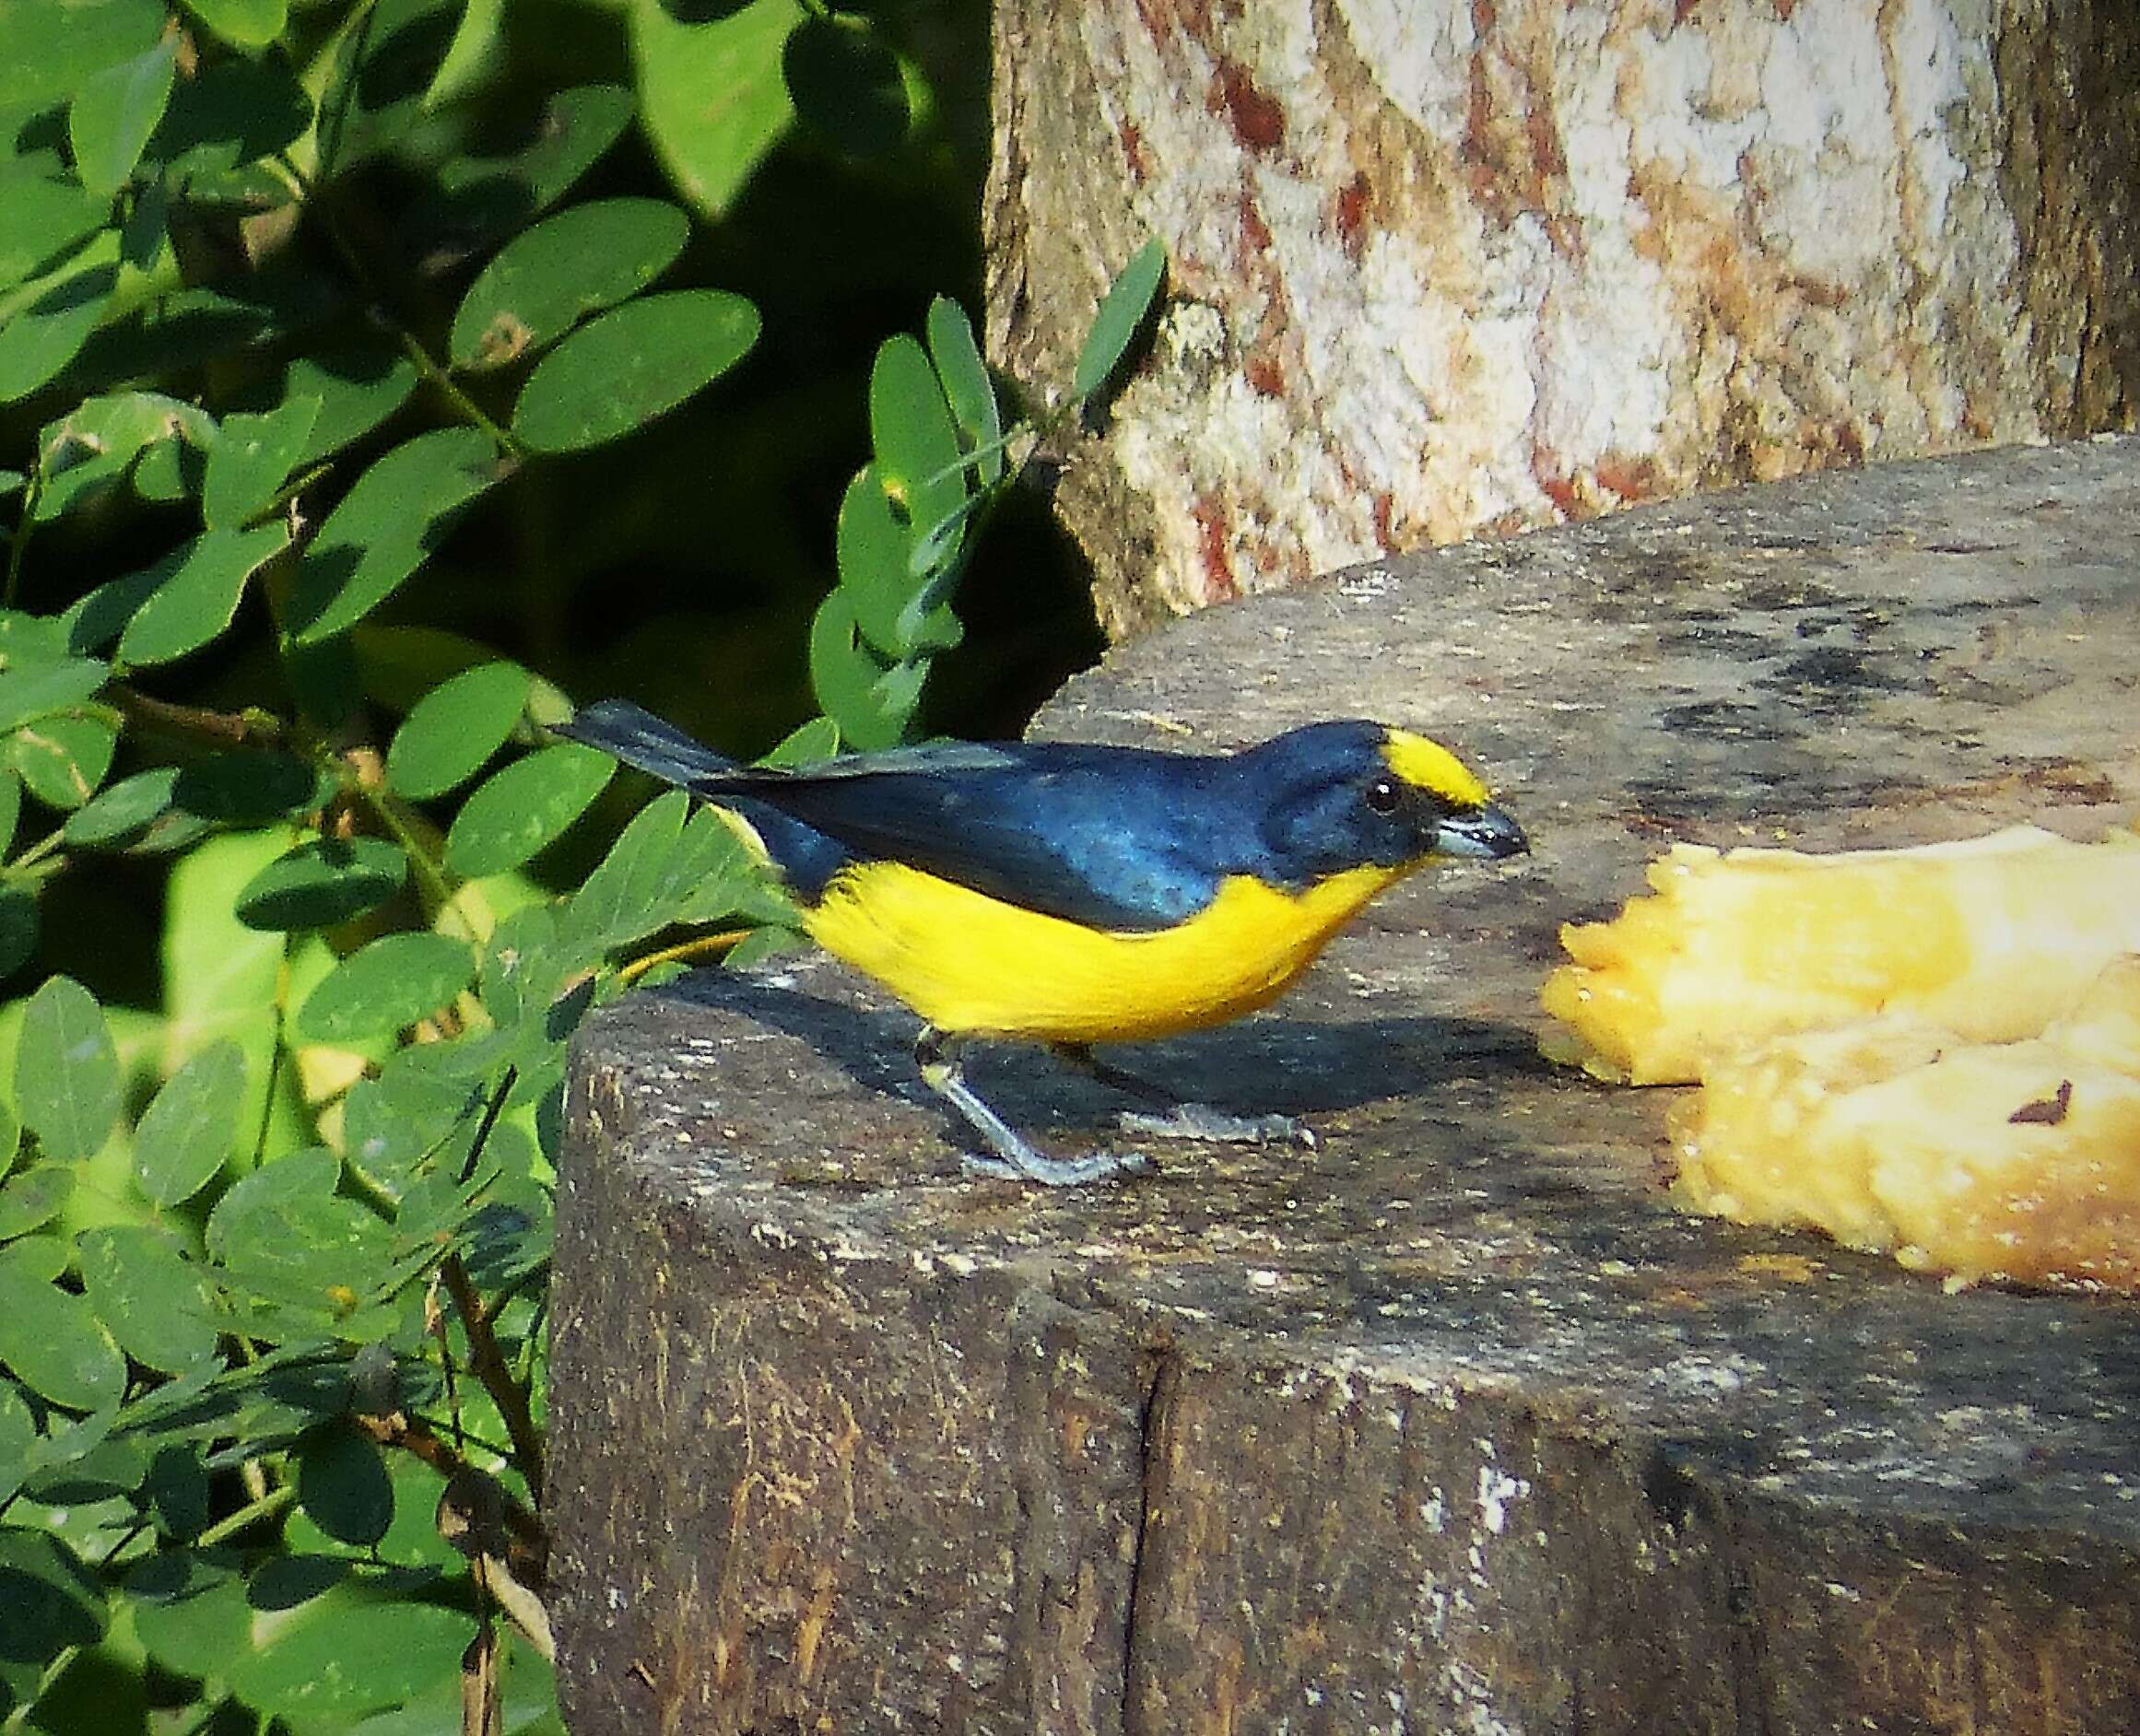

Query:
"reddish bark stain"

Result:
[[1537, 472, 1583, 517], [1243, 353, 1287, 396], [1594, 455, 1662, 501], [1238, 189, 1275, 261], [1371, 491, 1396, 549], [1335, 171, 1372, 259], [1189, 497, 1240, 600], [1525, 97, 1567, 182], [1212, 55, 1287, 153], [1120, 120, 1150, 182], [1472, 0, 1496, 34], [1774, 0, 1796, 18], [1675, 0, 1700, 23]]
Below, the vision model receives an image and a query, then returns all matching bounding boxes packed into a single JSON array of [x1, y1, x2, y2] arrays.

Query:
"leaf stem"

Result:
[[392, 327, 530, 462], [197, 1483, 299, 1546]]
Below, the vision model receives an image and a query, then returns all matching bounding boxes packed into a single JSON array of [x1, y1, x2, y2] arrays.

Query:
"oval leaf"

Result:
[[450, 198, 691, 370], [511, 289, 760, 454], [234, 837, 408, 933], [0, 1262, 126, 1410], [632, 0, 796, 219], [77, 1225, 220, 1372], [68, 38, 179, 197], [384, 661, 531, 801], [925, 295, 1003, 483], [869, 333, 962, 536], [202, 393, 322, 529], [1073, 236, 1166, 400], [297, 1425, 394, 1547], [62, 765, 179, 849], [133, 1038, 248, 1206], [442, 743, 613, 876], [287, 428, 502, 644], [295, 933, 476, 1045], [116, 523, 289, 665], [0, 1163, 73, 1240], [15, 976, 119, 1164], [9, 712, 119, 809], [228, 1578, 472, 1718]]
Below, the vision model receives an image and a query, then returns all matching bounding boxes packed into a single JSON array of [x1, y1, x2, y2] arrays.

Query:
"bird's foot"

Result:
[[960, 1147, 1157, 1186], [1118, 1103, 1316, 1147]]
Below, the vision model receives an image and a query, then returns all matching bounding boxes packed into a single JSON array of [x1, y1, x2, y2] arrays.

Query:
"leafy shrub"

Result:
[[0, 1, 1162, 1727]]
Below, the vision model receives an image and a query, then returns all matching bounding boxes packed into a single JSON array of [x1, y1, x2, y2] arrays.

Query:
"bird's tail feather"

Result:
[[555, 698, 736, 789]]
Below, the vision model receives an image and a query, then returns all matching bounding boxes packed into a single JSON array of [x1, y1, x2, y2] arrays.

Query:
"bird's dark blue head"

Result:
[[1240, 720, 1528, 887]]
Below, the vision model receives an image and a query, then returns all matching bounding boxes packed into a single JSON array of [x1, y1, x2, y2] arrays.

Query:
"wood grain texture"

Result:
[[984, 0, 2140, 636], [551, 439, 2140, 1733]]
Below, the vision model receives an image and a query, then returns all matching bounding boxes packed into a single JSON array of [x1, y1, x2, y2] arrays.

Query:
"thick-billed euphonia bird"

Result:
[[558, 699, 1527, 1185]]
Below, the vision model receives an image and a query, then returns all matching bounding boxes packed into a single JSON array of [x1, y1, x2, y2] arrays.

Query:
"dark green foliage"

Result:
[[0, 0, 1165, 1725]]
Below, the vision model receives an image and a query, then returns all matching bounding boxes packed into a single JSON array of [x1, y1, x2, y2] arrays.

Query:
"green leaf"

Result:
[[0, 889, 33, 984], [295, 933, 477, 1044], [7, 713, 117, 809], [450, 198, 692, 370], [0, 1097, 21, 1185], [152, 51, 314, 187], [633, 0, 798, 219], [838, 465, 960, 661], [15, 976, 119, 1164], [783, 12, 910, 158], [0, 1164, 73, 1240], [276, 344, 420, 469], [385, 660, 531, 800], [297, 1424, 394, 1546], [808, 589, 914, 751], [182, 0, 292, 50], [204, 1144, 338, 1263], [443, 744, 614, 876], [36, 391, 218, 525], [133, 1038, 247, 1206], [115, 523, 290, 665], [0, 0, 167, 110], [171, 751, 323, 825], [869, 334, 964, 548], [1073, 236, 1166, 400], [203, 394, 322, 529], [0, 1531, 106, 1687], [0, 1380, 35, 1503], [77, 1225, 221, 1372], [287, 428, 502, 643], [0, 1261, 126, 1410], [161, 833, 294, 1144], [412, 83, 635, 255], [511, 289, 760, 454], [0, 769, 18, 855], [227, 1574, 474, 1718], [342, 1060, 483, 1201], [0, 655, 108, 732], [0, 160, 108, 294], [926, 296, 1003, 485], [0, 264, 116, 405], [67, 37, 179, 197], [62, 765, 179, 849], [128, 1548, 250, 1676], [235, 837, 408, 932]]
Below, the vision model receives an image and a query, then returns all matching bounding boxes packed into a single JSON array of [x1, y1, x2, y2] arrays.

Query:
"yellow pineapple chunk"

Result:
[[1668, 956, 2140, 1290], [1540, 827, 2140, 1084]]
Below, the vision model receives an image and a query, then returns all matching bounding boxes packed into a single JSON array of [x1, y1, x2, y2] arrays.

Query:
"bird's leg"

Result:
[[1051, 1044, 1313, 1148], [915, 1029, 1153, 1186]]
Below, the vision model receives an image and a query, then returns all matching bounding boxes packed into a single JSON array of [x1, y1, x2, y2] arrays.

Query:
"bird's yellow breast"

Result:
[[799, 861, 1407, 1043]]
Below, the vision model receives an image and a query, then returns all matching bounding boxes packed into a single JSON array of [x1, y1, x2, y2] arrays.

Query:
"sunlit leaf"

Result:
[[511, 290, 759, 454], [632, 0, 797, 219], [15, 976, 119, 1164], [385, 660, 531, 800], [287, 429, 503, 643], [926, 296, 1003, 484], [0, 264, 117, 405], [77, 1225, 221, 1372], [1073, 236, 1166, 400], [295, 933, 476, 1044], [450, 198, 690, 370], [0, 1261, 126, 1410], [202, 394, 321, 529], [116, 523, 290, 665], [68, 37, 179, 197], [133, 1038, 248, 1205], [442, 744, 614, 876], [182, 0, 292, 51]]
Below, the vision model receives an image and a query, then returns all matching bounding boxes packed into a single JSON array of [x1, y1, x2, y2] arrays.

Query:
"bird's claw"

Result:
[[960, 1148, 1156, 1186]]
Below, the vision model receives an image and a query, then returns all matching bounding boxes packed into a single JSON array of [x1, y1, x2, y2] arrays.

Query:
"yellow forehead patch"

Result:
[[1381, 729, 1491, 808]]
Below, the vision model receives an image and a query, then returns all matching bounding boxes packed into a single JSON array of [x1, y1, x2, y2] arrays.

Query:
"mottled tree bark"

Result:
[[985, 0, 2140, 637]]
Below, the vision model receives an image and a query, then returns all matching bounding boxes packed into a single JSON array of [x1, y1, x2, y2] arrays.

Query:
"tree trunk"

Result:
[[984, 0, 2140, 638]]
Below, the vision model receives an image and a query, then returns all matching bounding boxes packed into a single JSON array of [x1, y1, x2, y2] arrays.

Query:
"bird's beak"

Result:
[[1434, 803, 1528, 860]]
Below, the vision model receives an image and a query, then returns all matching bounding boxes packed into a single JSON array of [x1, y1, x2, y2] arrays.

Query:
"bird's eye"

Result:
[[1365, 777, 1402, 815]]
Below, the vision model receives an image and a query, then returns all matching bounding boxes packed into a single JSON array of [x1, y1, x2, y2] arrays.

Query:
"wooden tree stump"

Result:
[[983, 0, 2140, 637], [549, 438, 2140, 1734]]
